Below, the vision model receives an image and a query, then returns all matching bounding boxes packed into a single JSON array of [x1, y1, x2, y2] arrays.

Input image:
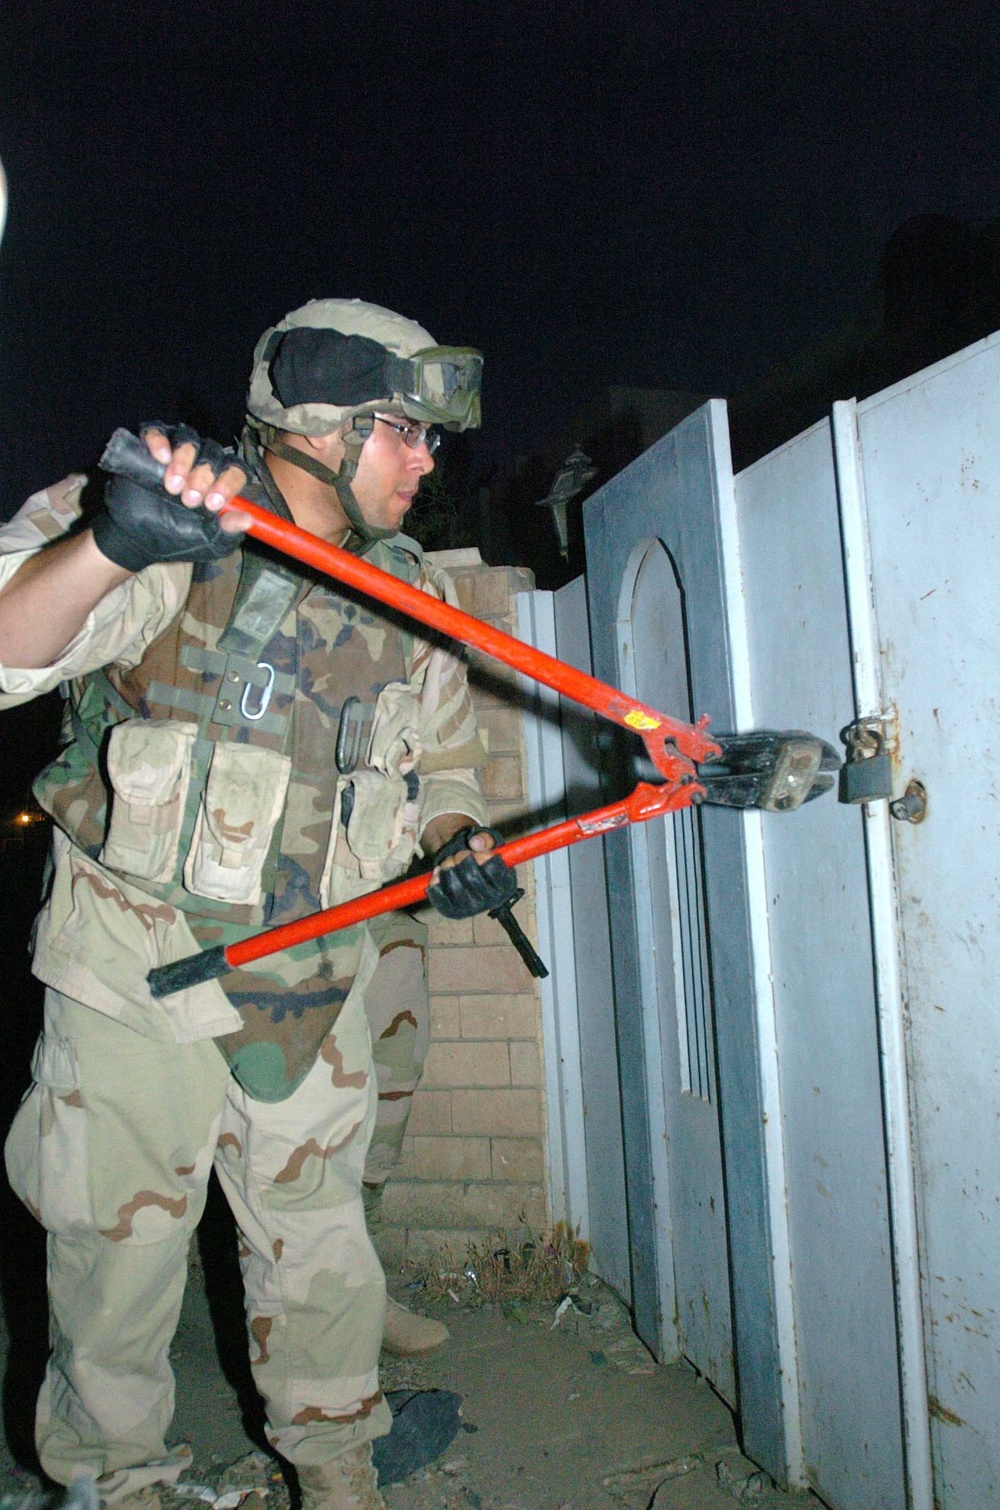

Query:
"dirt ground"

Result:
[[0, 1180, 824, 1510]]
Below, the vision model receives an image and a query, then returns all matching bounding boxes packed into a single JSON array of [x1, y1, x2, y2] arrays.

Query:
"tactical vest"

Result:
[[34, 520, 431, 1100]]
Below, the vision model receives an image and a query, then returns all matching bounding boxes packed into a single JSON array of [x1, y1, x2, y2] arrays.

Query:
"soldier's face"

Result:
[[350, 412, 435, 534]]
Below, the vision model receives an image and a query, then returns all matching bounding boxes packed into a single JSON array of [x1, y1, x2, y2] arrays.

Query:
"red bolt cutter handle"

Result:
[[147, 780, 694, 997], [88, 422, 720, 999]]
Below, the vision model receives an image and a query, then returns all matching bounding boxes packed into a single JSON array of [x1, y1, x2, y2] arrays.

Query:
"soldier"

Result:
[[0, 299, 516, 1510]]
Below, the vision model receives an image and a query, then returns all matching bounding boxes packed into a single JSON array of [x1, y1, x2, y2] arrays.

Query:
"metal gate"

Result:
[[580, 404, 787, 1470], [523, 340, 1000, 1506]]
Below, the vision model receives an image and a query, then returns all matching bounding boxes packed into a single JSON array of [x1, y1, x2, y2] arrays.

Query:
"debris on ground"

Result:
[[647, 1446, 809, 1510], [405, 1254, 657, 1381], [163, 1453, 284, 1510], [417, 1223, 590, 1309], [602, 1452, 702, 1502]]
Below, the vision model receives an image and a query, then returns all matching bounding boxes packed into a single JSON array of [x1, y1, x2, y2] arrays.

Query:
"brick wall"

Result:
[[377, 549, 548, 1271]]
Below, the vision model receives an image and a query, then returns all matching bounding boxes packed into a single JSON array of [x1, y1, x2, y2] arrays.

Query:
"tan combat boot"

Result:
[[362, 1184, 448, 1355], [297, 1446, 386, 1510], [381, 1296, 449, 1356]]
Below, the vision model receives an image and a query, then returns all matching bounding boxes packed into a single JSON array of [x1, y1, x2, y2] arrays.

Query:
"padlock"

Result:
[[839, 723, 893, 804]]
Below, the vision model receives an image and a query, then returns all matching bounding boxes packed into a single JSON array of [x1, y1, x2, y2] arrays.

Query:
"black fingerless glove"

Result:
[[426, 825, 518, 919], [92, 425, 245, 573]]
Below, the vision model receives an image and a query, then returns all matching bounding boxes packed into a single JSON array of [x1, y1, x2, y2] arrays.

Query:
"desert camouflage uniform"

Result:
[[362, 909, 429, 1190], [0, 474, 487, 1492]]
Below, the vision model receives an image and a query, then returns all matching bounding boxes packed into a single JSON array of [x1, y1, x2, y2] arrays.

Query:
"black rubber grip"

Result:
[[100, 427, 169, 489], [148, 944, 230, 998]]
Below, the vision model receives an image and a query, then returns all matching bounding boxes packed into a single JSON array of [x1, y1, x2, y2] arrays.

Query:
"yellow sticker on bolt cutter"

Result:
[[625, 710, 661, 731]]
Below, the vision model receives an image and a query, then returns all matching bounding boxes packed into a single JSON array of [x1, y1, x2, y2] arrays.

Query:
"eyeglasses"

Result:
[[374, 415, 441, 454]]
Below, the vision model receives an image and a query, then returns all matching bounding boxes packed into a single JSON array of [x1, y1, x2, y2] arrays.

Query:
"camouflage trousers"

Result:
[[362, 911, 429, 1189], [4, 980, 392, 1494]]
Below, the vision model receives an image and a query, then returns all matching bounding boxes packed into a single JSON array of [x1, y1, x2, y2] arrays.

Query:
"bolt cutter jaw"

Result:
[[634, 730, 841, 812], [703, 731, 841, 811]]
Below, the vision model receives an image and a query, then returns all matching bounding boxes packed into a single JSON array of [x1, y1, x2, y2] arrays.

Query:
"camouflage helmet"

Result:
[[246, 297, 482, 436]]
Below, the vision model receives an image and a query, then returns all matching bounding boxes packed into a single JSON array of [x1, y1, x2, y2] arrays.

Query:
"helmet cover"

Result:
[[247, 297, 481, 435]]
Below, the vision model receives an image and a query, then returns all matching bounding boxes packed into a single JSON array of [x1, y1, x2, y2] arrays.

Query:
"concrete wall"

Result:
[[377, 550, 549, 1271]]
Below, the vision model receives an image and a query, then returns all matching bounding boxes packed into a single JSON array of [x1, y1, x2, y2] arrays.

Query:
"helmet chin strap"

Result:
[[253, 423, 398, 546]]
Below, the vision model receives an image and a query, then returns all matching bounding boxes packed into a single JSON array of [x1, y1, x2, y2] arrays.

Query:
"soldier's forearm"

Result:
[[0, 530, 131, 668]]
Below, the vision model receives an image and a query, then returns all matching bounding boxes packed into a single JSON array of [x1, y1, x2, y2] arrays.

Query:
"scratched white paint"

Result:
[[854, 333, 1000, 1509]]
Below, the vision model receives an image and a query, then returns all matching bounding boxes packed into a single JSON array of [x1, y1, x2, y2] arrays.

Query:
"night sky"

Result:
[[2, 1, 999, 518]]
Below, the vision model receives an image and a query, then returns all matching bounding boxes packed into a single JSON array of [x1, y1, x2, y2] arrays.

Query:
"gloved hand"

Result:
[[92, 423, 247, 573], [426, 825, 518, 920]]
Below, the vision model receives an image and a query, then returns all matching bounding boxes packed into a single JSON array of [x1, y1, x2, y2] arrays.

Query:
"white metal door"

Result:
[[848, 334, 1000, 1509], [733, 419, 909, 1510]]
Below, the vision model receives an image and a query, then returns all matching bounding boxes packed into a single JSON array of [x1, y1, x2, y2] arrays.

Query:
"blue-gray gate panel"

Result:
[[582, 401, 784, 1480], [554, 576, 631, 1303]]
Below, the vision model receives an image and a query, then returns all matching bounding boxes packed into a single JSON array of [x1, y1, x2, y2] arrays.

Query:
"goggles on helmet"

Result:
[[400, 346, 482, 429], [264, 327, 482, 431]]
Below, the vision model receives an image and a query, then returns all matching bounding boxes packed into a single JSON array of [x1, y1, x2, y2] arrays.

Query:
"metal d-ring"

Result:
[[240, 661, 276, 721]]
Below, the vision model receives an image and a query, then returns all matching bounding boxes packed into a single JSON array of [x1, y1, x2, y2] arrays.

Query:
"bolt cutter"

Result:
[[97, 432, 837, 998]]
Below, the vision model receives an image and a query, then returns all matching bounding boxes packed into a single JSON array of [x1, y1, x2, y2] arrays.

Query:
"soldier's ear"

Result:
[[305, 430, 346, 467]]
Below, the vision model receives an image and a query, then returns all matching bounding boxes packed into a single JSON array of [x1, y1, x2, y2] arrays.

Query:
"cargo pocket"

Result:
[[367, 681, 422, 778], [342, 768, 421, 883], [184, 743, 291, 904], [101, 719, 196, 883], [4, 1031, 94, 1234]]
